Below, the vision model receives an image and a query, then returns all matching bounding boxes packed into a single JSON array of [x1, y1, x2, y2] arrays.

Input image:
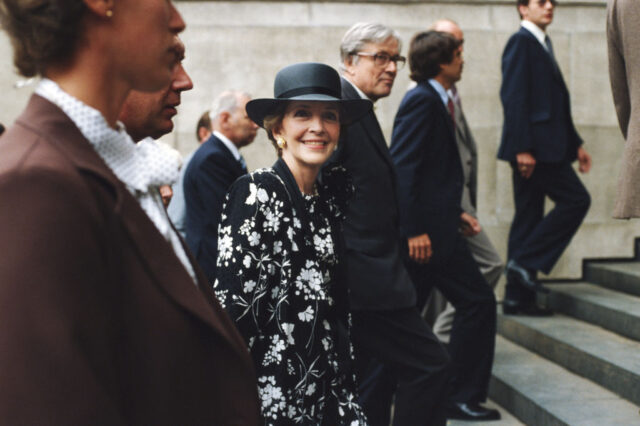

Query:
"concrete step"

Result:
[[490, 336, 640, 425], [546, 282, 640, 342], [497, 312, 640, 406], [584, 261, 640, 297]]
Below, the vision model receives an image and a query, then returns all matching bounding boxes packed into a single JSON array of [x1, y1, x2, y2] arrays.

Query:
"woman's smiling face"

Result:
[[274, 101, 341, 175]]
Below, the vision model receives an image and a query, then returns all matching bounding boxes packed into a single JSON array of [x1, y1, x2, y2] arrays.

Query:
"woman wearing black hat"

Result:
[[214, 63, 371, 425]]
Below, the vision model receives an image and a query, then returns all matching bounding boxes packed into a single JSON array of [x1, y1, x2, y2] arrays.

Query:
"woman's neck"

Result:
[[283, 157, 320, 195]]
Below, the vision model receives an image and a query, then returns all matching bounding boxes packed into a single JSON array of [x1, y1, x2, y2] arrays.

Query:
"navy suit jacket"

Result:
[[498, 27, 582, 163], [184, 134, 246, 282], [324, 78, 416, 310], [390, 81, 464, 262]]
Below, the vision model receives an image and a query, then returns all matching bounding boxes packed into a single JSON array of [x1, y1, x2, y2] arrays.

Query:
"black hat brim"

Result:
[[246, 94, 372, 128]]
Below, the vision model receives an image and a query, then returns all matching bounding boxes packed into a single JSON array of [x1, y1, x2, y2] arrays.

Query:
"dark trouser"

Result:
[[351, 307, 450, 426], [408, 235, 497, 405], [507, 162, 590, 303]]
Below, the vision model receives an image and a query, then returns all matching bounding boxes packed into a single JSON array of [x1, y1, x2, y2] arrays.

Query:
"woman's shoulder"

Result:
[[227, 167, 292, 207]]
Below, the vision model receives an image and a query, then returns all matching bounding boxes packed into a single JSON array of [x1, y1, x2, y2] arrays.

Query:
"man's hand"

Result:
[[408, 233, 432, 264], [516, 152, 536, 179], [159, 185, 173, 208], [460, 212, 481, 237], [577, 146, 592, 173]]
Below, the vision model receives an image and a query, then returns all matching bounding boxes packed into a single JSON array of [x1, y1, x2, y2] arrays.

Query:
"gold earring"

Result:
[[276, 137, 286, 149], [105, 10, 113, 18]]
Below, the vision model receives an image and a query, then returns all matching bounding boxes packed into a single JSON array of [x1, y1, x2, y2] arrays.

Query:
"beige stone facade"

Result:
[[1, 0, 631, 284]]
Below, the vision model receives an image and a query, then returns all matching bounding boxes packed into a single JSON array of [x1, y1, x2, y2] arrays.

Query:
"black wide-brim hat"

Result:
[[246, 62, 372, 128]]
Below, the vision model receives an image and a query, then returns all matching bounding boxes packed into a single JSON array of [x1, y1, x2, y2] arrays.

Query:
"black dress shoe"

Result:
[[446, 402, 501, 421], [505, 260, 550, 294], [503, 299, 554, 316]]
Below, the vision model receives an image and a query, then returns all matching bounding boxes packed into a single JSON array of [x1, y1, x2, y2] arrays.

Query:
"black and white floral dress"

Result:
[[214, 159, 368, 425]]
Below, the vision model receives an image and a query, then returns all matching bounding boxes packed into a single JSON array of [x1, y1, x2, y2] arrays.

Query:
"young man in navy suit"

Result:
[[184, 91, 258, 283], [390, 31, 499, 422], [499, 0, 592, 315]]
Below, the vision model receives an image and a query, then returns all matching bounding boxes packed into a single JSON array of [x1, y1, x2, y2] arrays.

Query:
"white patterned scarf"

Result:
[[36, 79, 197, 284]]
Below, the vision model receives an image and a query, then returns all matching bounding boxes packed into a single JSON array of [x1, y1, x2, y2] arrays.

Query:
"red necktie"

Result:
[[447, 97, 456, 127]]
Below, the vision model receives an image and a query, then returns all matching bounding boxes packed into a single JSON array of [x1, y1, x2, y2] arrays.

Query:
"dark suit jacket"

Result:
[[326, 78, 416, 311], [498, 26, 582, 163], [390, 81, 464, 262], [0, 95, 260, 425], [184, 134, 246, 282]]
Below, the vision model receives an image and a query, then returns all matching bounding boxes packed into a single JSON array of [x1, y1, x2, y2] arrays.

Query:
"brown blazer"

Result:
[[607, 0, 640, 218], [0, 95, 260, 425]]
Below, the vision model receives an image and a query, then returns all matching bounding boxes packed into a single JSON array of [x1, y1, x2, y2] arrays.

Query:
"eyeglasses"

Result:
[[536, 0, 557, 6], [354, 52, 406, 70]]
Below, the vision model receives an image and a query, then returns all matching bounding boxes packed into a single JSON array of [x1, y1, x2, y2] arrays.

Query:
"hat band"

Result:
[[277, 86, 340, 100]]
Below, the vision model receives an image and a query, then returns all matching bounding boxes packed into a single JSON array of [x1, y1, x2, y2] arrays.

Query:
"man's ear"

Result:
[[518, 4, 529, 20], [82, 0, 115, 18], [343, 57, 356, 76], [218, 111, 232, 129], [198, 127, 211, 143]]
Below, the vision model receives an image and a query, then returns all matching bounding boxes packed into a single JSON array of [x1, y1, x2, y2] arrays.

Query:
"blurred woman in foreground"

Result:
[[0, 1, 259, 423]]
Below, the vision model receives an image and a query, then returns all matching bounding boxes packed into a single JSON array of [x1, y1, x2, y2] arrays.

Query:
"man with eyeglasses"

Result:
[[326, 22, 451, 426], [499, 0, 592, 315]]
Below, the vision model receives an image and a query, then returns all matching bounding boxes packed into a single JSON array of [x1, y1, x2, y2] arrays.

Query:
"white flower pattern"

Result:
[[214, 166, 367, 425]]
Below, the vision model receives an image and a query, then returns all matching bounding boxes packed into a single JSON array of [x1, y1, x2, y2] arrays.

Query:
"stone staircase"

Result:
[[488, 259, 640, 425]]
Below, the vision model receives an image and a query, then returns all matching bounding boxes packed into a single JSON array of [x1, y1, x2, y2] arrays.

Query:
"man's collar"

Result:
[[428, 79, 450, 107], [521, 20, 547, 46], [343, 76, 375, 103], [213, 130, 241, 161]]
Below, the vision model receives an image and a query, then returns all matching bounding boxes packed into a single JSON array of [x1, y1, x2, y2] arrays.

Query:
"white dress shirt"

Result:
[[521, 20, 548, 50]]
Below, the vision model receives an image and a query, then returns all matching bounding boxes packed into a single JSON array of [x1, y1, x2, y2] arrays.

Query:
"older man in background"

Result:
[[328, 22, 451, 426], [184, 91, 258, 283]]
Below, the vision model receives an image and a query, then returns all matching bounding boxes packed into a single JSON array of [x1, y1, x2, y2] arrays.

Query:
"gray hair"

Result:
[[209, 90, 251, 121], [339, 22, 402, 70]]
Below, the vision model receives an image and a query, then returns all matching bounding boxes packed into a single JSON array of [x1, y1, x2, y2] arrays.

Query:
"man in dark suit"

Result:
[[184, 91, 258, 283], [499, 0, 592, 315], [426, 19, 505, 344], [390, 31, 499, 422], [167, 110, 212, 238], [329, 22, 450, 426]]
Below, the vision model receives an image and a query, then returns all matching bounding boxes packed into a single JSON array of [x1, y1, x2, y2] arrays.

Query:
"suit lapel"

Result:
[[520, 27, 566, 86], [209, 134, 246, 176], [341, 78, 397, 175], [454, 102, 477, 156], [20, 95, 251, 361], [422, 81, 457, 141]]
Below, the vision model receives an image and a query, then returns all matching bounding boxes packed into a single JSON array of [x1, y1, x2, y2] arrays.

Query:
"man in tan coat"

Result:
[[607, 0, 640, 218]]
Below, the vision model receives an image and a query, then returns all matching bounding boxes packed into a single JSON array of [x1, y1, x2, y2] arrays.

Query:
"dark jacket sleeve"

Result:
[[500, 34, 534, 159], [213, 174, 292, 345], [390, 91, 433, 237]]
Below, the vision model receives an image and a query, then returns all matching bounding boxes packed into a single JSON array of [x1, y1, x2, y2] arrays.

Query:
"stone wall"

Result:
[[1, 1, 632, 284]]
